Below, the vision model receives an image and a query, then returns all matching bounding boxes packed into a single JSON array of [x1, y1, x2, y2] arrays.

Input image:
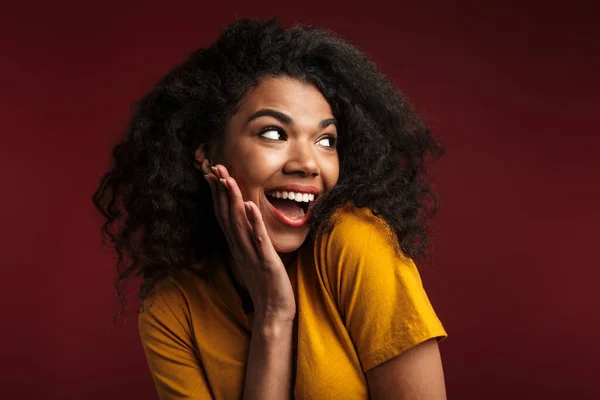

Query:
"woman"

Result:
[[93, 18, 447, 399]]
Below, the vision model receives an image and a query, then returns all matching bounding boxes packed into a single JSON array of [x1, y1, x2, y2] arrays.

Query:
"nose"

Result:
[[283, 140, 320, 177]]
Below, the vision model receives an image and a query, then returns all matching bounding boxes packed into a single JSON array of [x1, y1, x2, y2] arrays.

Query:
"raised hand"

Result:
[[204, 164, 296, 323]]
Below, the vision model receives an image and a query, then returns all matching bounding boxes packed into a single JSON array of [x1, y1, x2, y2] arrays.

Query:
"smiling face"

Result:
[[204, 76, 340, 254]]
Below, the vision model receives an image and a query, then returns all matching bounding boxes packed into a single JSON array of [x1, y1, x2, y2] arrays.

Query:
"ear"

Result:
[[194, 144, 213, 175]]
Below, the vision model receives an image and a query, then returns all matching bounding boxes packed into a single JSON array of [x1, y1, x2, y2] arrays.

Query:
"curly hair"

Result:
[[92, 17, 444, 323]]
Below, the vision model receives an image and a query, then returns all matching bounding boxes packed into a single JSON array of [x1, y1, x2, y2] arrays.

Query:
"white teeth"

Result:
[[267, 190, 316, 203]]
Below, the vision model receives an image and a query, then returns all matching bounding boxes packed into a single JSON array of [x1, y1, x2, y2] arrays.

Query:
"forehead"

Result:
[[236, 76, 334, 119]]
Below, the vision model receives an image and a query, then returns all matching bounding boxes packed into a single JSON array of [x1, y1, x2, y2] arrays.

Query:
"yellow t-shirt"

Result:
[[138, 205, 447, 399]]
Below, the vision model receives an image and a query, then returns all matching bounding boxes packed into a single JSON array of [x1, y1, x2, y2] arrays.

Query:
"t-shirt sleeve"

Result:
[[317, 206, 447, 372], [138, 280, 213, 399]]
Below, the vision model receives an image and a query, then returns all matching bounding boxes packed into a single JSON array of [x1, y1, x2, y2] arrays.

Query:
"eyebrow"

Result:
[[246, 108, 337, 129]]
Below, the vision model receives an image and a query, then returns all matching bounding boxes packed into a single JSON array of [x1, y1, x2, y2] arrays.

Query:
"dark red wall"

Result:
[[2, 1, 598, 398]]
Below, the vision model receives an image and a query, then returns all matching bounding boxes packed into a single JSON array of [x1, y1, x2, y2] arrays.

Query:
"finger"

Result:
[[205, 173, 231, 242], [204, 174, 220, 217], [218, 166, 251, 232], [216, 166, 258, 258], [212, 166, 232, 237], [245, 201, 279, 263]]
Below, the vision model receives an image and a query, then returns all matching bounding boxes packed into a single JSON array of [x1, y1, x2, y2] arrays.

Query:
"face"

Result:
[[202, 76, 339, 254]]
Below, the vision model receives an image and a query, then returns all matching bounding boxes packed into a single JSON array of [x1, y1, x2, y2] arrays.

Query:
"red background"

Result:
[[2, 1, 598, 398]]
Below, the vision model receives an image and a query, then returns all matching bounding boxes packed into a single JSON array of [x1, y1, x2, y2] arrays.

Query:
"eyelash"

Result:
[[259, 126, 287, 140], [258, 126, 338, 148]]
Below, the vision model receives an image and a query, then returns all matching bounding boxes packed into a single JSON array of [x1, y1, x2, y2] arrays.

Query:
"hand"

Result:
[[204, 164, 296, 323]]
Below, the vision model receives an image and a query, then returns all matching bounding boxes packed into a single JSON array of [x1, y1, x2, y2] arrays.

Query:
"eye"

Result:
[[259, 127, 286, 141], [317, 135, 337, 148]]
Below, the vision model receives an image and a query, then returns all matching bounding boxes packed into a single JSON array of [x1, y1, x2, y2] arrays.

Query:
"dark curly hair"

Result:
[[92, 17, 444, 323]]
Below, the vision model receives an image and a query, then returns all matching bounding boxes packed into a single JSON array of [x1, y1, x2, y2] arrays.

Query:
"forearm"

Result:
[[243, 317, 294, 400]]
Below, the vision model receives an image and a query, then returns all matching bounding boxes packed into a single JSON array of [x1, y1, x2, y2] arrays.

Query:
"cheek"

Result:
[[238, 148, 282, 179], [226, 170, 257, 201], [226, 151, 279, 198], [323, 156, 340, 188]]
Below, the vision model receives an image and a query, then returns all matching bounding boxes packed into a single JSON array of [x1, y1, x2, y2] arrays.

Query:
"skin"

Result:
[[197, 76, 446, 399], [197, 76, 340, 275], [198, 76, 340, 399], [366, 338, 447, 400], [206, 164, 297, 399]]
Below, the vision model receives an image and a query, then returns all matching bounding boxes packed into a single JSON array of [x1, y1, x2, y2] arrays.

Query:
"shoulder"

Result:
[[316, 203, 403, 260], [139, 262, 212, 325]]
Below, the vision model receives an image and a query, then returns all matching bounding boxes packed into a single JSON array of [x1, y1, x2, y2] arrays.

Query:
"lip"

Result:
[[264, 194, 311, 228]]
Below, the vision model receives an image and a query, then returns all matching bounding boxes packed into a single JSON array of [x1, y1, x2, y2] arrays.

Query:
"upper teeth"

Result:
[[268, 191, 314, 203]]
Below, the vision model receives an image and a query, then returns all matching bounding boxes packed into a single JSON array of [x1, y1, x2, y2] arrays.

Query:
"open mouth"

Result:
[[265, 190, 315, 220]]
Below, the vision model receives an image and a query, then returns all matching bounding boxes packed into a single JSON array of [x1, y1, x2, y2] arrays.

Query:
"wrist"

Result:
[[253, 315, 295, 341]]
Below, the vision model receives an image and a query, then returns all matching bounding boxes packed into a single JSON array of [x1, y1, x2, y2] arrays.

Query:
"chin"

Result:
[[271, 241, 303, 254], [270, 232, 309, 254]]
